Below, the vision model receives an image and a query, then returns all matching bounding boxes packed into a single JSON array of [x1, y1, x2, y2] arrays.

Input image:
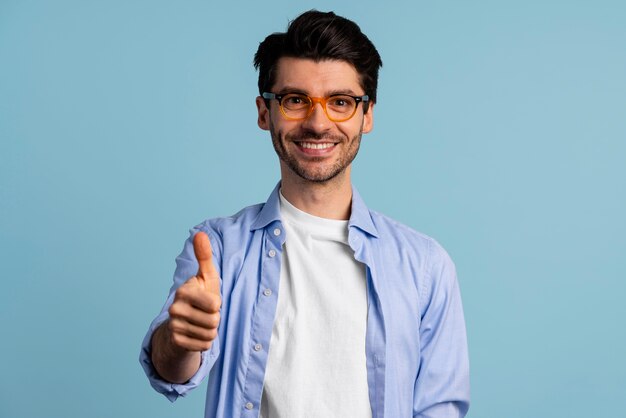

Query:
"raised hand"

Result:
[[166, 232, 222, 352]]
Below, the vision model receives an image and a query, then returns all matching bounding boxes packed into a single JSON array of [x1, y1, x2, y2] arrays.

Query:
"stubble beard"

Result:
[[269, 121, 363, 184]]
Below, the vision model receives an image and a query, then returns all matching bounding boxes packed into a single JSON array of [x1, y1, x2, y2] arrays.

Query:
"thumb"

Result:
[[193, 232, 220, 293]]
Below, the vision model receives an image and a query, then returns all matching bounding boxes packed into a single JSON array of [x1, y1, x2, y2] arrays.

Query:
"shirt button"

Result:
[[253, 343, 262, 351], [245, 402, 254, 410], [263, 288, 272, 297], [273, 228, 281, 236], [268, 249, 276, 258]]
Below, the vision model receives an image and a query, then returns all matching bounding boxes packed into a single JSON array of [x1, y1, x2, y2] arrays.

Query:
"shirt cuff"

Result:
[[139, 312, 220, 402]]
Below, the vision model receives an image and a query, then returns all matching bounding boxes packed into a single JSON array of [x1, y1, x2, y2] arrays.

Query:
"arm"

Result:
[[150, 320, 203, 384], [151, 231, 221, 383], [413, 241, 470, 418]]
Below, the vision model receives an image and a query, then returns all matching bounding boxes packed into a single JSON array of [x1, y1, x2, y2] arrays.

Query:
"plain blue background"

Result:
[[1, 0, 625, 417]]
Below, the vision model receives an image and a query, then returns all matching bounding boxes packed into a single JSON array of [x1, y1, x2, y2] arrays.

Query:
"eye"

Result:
[[282, 94, 310, 109], [285, 96, 303, 105], [327, 96, 356, 111], [330, 97, 348, 107]]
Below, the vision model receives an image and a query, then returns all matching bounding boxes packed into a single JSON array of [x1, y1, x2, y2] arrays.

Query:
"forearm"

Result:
[[150, 321, 202, 384]]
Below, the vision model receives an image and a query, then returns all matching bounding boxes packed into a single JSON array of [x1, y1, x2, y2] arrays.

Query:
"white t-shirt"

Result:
[[260, 192, 372, 418]]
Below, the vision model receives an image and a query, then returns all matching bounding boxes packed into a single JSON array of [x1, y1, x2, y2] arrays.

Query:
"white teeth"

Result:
[[300, 142, 334, 149]]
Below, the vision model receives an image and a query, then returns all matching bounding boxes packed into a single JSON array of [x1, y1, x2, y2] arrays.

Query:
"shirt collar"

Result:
[[250, 182, 283, 231], [349, 187, 379, 238], [250, 181, 379, 238]]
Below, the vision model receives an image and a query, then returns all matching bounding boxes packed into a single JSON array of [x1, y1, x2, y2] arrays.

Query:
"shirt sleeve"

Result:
[[413, 240, 470, 417], [138, 225, 223, 402]]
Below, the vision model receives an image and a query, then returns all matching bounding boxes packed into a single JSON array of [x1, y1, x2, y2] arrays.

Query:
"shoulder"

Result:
[[367, 209, 456, 284], [369, 209, 447, 255], [185, 202, 265, 259], [195, 203, 264, 234]]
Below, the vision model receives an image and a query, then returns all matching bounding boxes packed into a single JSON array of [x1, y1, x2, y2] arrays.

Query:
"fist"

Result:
[[167, 232, 222, 352]]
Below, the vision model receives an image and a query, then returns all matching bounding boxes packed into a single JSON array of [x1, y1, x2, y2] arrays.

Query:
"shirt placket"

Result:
[[350, 229, 387, 418], [240, 223, 284, 416]]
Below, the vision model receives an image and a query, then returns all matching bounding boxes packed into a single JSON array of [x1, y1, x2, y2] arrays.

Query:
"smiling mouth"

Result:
[[298, 142, 336, 150]]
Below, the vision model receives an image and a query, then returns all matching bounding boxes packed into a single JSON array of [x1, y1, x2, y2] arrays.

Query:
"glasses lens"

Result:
[[280, 94, 311, 119], [277, 93, 360, 121], [326, 95, 357, 121]]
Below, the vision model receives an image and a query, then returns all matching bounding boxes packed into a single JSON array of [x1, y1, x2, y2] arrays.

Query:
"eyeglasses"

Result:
[[262, 92, 369, 122]]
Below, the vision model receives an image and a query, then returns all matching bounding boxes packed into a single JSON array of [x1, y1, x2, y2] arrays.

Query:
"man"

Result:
[[140, 10, 470, 418]]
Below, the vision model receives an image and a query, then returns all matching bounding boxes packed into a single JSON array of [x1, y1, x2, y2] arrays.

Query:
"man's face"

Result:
[[256, 57, 374, 184]]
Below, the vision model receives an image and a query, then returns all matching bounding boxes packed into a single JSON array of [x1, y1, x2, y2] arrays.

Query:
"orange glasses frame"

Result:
[[262, 92, 370, 122]]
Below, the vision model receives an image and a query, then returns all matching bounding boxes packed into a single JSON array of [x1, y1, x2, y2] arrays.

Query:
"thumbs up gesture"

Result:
[[167, 232, 222, 352]]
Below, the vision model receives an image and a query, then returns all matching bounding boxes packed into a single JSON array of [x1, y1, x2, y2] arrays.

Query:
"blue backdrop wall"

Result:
[[1, 1, 625, 417]]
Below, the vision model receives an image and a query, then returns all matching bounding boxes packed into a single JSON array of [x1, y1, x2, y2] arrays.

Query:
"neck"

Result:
[[280, 168, 353, 220]]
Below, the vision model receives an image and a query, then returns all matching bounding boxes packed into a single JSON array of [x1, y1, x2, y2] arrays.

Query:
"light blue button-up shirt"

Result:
[[140, 184, 470, 417]]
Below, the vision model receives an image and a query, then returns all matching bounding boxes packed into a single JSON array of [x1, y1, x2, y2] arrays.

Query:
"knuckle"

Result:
[[206, 328, 218, 341], [166, 317, 176, 329], [168, 318, 184, 332], [208, 313, 220, 328], [176, 283, 191, 299], [168, 303, 182, 318], [176, 278, 200, 297], [208, 295, 222, 312], [170, 332, 185, 348]]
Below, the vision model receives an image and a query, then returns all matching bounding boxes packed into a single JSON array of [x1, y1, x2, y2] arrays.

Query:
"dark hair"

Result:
[[253, 10, 383, 107]]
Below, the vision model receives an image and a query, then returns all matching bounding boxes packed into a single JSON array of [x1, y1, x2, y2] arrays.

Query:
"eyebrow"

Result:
[[276, 86, 361, 96]]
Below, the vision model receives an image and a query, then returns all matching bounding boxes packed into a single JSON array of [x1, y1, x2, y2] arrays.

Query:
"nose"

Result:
[[301, 101, 331, 132]]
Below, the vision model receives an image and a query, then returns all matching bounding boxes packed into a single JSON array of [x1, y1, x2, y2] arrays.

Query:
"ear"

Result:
[[361, 102, 374, 134], [256, 96, 270, 131]]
